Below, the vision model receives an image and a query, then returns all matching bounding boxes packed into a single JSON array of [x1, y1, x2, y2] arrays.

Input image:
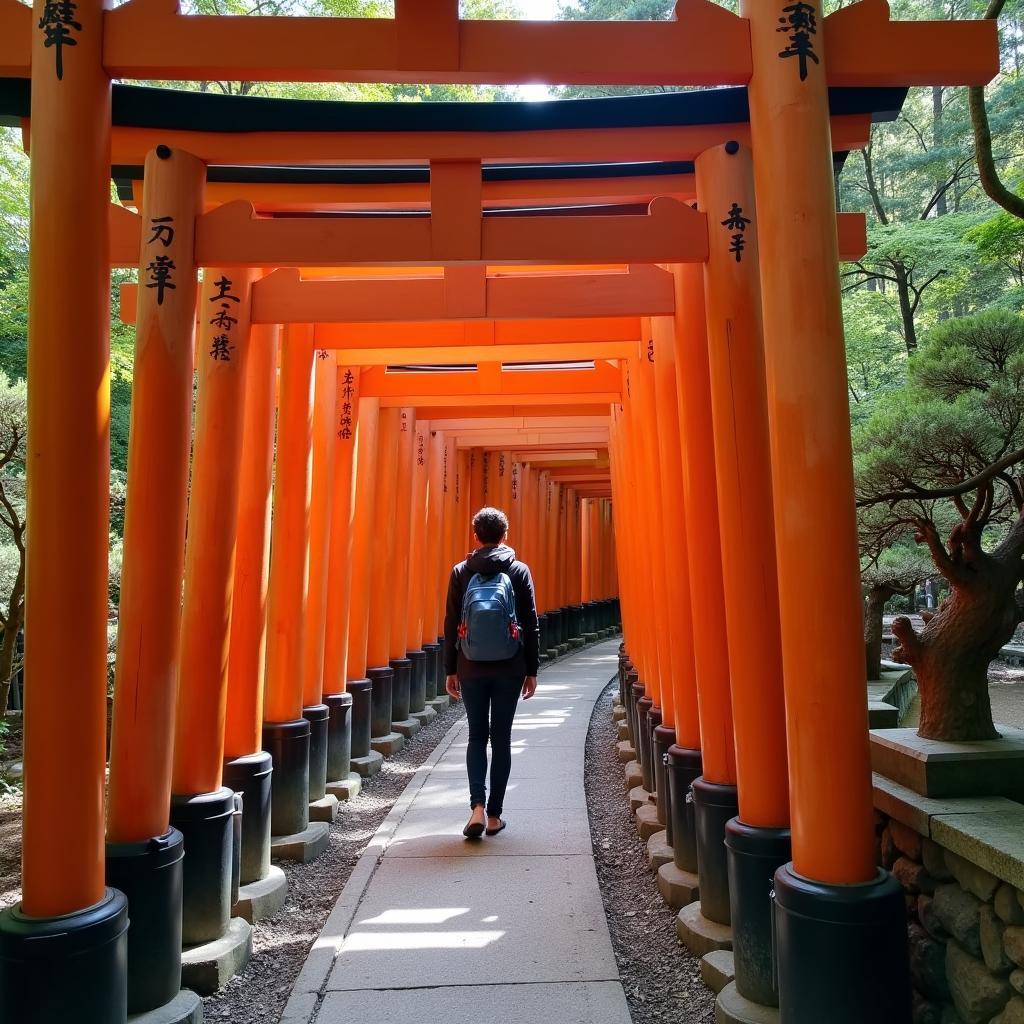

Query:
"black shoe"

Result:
[[463, 819, 486, 839], [485, 818, 507, 836]]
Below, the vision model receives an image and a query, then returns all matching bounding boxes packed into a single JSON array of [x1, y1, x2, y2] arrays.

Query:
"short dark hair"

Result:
[[473, 507, 509, 544]]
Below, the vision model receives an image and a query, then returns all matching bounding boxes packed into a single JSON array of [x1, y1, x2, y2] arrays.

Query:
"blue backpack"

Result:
[[458, 571, 522, 662]]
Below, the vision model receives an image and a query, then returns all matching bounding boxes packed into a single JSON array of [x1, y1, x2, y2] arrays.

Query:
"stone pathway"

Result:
[[281, 638, 631, 1024]]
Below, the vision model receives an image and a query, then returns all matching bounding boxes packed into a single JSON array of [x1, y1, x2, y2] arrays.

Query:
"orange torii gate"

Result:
[[0, 3, 999, 1023]]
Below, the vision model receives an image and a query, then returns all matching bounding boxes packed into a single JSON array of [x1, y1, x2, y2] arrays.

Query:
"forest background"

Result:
[[0, 0, 1022, 717]]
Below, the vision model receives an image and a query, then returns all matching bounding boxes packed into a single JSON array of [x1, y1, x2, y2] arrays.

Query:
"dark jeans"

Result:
[[461, 674, 523, 817]]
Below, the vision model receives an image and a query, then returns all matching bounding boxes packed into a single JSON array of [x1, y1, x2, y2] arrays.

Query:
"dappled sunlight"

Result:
[[360, 908, 469, 926], [342, 929, 506, 952]]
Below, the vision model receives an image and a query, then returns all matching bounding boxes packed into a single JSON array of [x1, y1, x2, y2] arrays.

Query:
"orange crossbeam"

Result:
[[361, 362, 620, 398]]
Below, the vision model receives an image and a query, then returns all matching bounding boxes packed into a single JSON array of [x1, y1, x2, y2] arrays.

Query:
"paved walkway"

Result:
[[282, 638, 631, 1024]]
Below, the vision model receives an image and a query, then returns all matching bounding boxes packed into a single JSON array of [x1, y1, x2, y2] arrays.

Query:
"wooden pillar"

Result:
[[107, 147, 204, 845], [263, 329, 315, 727], [389, 409, 416, 664], [468, 446, 485, 545], [407, 420, 430, 656]]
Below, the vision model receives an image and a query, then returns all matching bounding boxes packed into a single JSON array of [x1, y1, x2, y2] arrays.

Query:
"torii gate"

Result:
[[0, 3, 998, 1023]]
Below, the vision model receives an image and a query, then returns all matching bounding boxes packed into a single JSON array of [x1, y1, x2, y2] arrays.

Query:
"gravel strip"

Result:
[[585, 678, 715, 1024], [203, 697, 466, 1024]]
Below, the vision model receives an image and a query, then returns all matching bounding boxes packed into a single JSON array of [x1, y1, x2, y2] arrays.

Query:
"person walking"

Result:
[[444, 506, 539, 839]]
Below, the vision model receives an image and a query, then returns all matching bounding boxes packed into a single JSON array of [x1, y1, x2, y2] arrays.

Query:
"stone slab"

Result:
[[406, 773, 583, 814], [624, 761, 643, 792], [630, 784, 654, 812], [658, 861, 700, 909], [371, 731, 405, 757], [701, 950, 735, 994], [180, 917, 252, 995], [870, 726, 1024, 801], [324, 854, 619, 990], [234, 864, 288, 923], [392, 717, 421, 739], [350, 749, 383, 778], [868, 700, 900, 729], [271, 821, 330, 864], [873, 772, 1017, 836], [677, 901, 733, 955], [427, 695, 450, 713], [316, 981, 631, 1024], [309, 794, 339, 823], [128, 989, 202, 1024], [612, 705, 626, 722], [616, 721, 630, 742], [931, 807, 1024, 891], [325, 773, 362, 802], [616, 740, 636, 763], [410, 706, 437, 728], [715, 982, 779, 1024], [635, 801, 662, 841], [433, 744, 584, 782], [646, 829, 673, 872]]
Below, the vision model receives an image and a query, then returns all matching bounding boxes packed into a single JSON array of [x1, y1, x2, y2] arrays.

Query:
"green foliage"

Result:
[[967, 204, 1024, 285]]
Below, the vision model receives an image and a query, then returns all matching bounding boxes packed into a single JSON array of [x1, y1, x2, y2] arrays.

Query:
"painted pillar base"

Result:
[[302, 703, 330, 802], [346, 679, 373, 760], [323, 691, 353, 784], [262, 719, 311, 838], [665, 746, 702, 874], [548, 609, 563, 648], [693, 777, 739, 927], [389, 657, 412, 724], [408, 649, 427, 714], [653, 724, 675, 833], [233, 864, 287, 924], [169, 787, 236, 946], [105, 829, 184, 1014], [773, 864, 910, 1024], [367, 666, 395, 740], [127, 987, 202, 1024], [715, 981, 780, 1024], [229, 793, 242, 910], [0, 888, 129, 1024], [725, 820, 791, 1008], [636, 696, 655, 793], [223, 751, 273, 886], [422, 642, 440, 702]]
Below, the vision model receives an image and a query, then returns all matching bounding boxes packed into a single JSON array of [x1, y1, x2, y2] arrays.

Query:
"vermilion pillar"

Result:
[[171, 267, 257, 948], [745, 4, 908, 1018], [262, 327, 315, 837], [406, 420, 431, 718], [388, 408, 417, 734], [422, 429, 447, 707], [322, 365, 363, 789]]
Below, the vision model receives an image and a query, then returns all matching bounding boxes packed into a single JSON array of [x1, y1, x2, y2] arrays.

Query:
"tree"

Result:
[[855, 310, 1024, 740], [0, 372, 26, 717]]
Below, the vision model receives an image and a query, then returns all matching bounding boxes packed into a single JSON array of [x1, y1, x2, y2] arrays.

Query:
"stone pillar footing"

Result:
[[657, 861, 700, 909], [677, 901, 733, 956], [350, 750, 384, 778], [647, 830, 673, 872], [635, 802, 661, 841], [270, 821, 330, 864], [370, 732, 405, 757], [233, 864, 288, 924], [715, 982, 780, 1024], [309, 793, 339, 823], [624, 761, 643, 792], [629, 785, 653, 812], [127, 988, 203, 1024], [701, 950, 735, 995], [180, 917, 252, 995], [391, 718, 421, 740], [325, 772, 362, 801]]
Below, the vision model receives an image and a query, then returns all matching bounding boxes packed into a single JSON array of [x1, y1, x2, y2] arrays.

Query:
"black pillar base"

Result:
[[262, 718, 311, 838], [389, 658, 412, 723], [303, 703, 330, 802], [548, 609, 562, 649], [647, 704, 664, 805], [367, 666, 395, 738], [0, 888, 128, 1024], [230, 793, 243, 909], [435, 638, 445, 694], [408, 649, 427, 713], [624, 672, 639, 748], [666, 746, 702, 873], [422, 642, 440, 702], [628, 678, 644, 754], [692, 777, 739, 926], [347, 678, 372, 759], [538, 613, 549, 655], [652, 724, 675, 832], [725, 819, 791, 1007], [774, 864, 911, 1023], [105, 829, 183, 1013], [636, 696, 654, 793], [169, 786, 236, 945], [324, 692, 353, 783], [223, 751, 272, 885]]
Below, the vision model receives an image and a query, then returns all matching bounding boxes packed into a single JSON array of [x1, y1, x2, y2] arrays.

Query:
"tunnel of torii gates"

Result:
[[0, 1, 999, 1022]]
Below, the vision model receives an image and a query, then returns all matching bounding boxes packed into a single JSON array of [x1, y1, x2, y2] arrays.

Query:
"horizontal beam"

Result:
[[329, 342, 632, 366], [364, 362, 620, 399], [429, 417, 609, 431]]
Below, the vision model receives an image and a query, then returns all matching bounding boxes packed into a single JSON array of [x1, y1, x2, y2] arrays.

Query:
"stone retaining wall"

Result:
[[877, 809, 1024, 1024]]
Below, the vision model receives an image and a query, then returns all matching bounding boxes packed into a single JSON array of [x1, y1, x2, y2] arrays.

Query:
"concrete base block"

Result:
[[616, 721, 630, 742], [568, 638, 585, 650], [612, 705, 626, 721], [427, 695, 450, 713], [583, 633, 598, 643], [701, 950, 735, 994], [128, 989, 203, 1024], [271, 821, 330, 863], [546, 648, 559, 661], [325, 772, 362, 801], [539, 653, 551, 664], [715, 982, 779, 1024], [350, 750, 384, 778], [629, 784, 653, 812], [309, 793, 339, 822], [616, 740, 636, 763], [410, 707, 437, 728], [556, 644, 570, 657], [657, 861, 700, 909], [180, 917, 252, 995], [613, 693, 623, 707], [635, 802, 661, 841], [677, 901, 733, 956], [624, 761, 643, 791], [370, 732, 405, 757], [234, 864, 288, 923], [646, 829, 673, 872], [392, 718, 421, 739]]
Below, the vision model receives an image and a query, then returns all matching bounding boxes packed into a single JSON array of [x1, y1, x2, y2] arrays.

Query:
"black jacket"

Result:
[[444, 544, 540, 680]]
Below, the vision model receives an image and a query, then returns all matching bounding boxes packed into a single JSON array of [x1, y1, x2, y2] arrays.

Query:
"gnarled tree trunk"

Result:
[[864, 584, 894, 682]]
